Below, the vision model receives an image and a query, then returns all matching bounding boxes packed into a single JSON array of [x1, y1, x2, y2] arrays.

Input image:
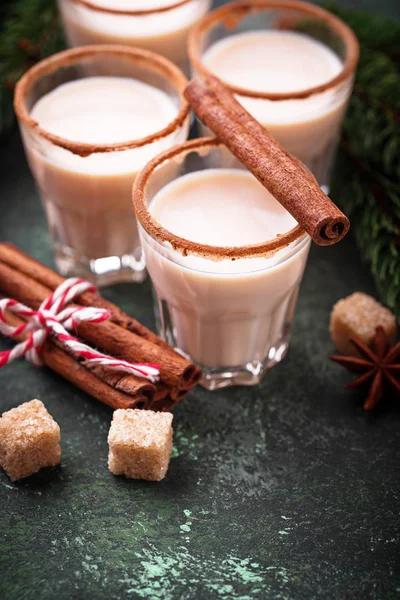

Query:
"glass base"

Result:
[[151, 286, 297, 391], [158, 318, 292, 391], [196, 335, 290, 391], [54, 244, 146, 287]]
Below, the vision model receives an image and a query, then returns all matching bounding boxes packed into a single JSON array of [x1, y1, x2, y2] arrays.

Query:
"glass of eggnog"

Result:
[[14, 46, 190, 286], [188, 0, 359, 191], [133, 137, 311, 391], [58, 0, 212, 73]]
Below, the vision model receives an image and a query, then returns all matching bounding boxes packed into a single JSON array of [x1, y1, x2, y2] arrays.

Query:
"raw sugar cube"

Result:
[[0, 399, 61, 482], [330, 292, 397, 356], [108, 409, 173, 481]]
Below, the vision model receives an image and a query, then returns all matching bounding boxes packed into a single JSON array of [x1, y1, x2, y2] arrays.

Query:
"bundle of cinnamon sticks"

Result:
[[0, 243, 201, 411]]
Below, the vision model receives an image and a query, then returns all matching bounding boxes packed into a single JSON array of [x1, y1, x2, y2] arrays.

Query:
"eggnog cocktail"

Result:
[[134, 139, 310, 390], [14, 47, 190, 285]]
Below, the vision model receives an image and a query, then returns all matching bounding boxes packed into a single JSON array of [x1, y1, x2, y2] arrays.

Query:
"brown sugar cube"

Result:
[[330, 292, 397, 356], [0, 399, 61, 482], [108, 409, 173, 482]]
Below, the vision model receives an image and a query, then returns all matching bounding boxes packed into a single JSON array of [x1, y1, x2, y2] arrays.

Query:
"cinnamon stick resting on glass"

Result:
[[0, 243, 201, 410], [185, 75, 349, 246]]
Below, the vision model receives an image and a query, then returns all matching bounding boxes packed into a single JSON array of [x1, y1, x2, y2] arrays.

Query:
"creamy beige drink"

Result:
[[58, 0, 211, 71], [15, 47, 190, 284], [28, 77, 180, 263], [202, 31, 345, 184], [138, 166, 310, 389]]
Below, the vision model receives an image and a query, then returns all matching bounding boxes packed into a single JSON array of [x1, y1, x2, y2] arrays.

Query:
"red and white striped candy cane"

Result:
[[0, 278, 160, 383]]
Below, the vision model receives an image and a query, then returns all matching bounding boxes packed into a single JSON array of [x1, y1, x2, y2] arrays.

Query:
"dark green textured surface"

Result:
[[1, 134, 400, 600], [1, 1, 400, 597]]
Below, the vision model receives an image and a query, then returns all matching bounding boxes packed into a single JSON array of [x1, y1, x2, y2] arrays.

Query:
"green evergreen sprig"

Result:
[[324, 5, 400, 315], [0, 0, 62, 132], [0, 1, 399, 316]]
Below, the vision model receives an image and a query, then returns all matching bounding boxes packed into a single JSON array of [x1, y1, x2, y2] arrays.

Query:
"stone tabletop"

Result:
[[1, 2, 400, 599]]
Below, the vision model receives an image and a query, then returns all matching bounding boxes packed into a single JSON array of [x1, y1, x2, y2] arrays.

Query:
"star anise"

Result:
[[330, 326, 400, 410]]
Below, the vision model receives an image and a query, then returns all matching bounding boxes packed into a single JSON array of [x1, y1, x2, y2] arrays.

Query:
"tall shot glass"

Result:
[[188, 0, 359, 191], [14, 46, 190, 286], [133, 138, 311, 391]]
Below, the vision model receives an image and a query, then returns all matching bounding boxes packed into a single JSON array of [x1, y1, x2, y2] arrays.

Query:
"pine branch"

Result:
[[0, 0, 63, 133], [324, 6, 400, 316], [323, 3, 400, 59]]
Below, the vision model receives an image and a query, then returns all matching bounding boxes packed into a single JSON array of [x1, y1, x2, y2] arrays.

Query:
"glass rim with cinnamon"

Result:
[[134, 136, 307, 263], [135, 73, 351, 256], [14, 44, 190, 157], [66, 0, 201, 16], [188, 0, 360, 102]]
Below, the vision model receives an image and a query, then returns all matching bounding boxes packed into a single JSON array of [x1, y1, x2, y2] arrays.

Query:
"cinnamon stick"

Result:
[[185, 75, 350, 246], [150, 398, 177, 412], [0, 243, 201, 390], [0, 292, 155, 405], [82, 362, 155, 400], [1, 304, 151, 411], [46, 346, 151, 411], [149, 385, 188, 411], [153, 382, 170, 402], [0, 243, 166, 345], [0, 259, 182, 385]]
